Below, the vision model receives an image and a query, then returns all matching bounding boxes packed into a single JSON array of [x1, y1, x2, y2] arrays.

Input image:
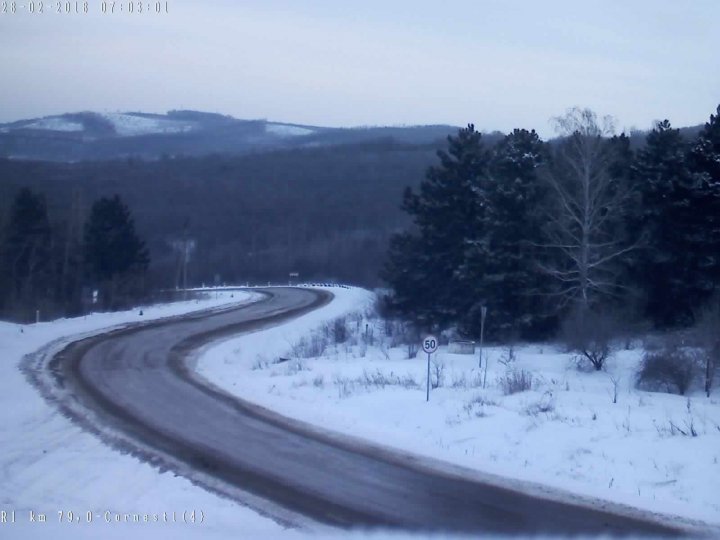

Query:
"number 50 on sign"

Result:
[[422, 335, 438, 354]]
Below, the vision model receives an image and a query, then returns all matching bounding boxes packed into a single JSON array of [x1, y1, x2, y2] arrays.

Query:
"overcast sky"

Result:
[[1, 0, 718, 136]]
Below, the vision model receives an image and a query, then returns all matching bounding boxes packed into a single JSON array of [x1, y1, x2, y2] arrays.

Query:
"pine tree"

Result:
[[688, 105, 720, 307], [382, 232, 431, 323], [383, 125, 489, 330], [691, 105, 720, 184], [84, 195, 149, 308], [0, 188, 52, 317], [631, 120, 696, 326], [465, 128, 549, 338]]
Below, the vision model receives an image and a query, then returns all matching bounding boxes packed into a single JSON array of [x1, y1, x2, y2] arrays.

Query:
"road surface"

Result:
[[47, 287, 684, 536]]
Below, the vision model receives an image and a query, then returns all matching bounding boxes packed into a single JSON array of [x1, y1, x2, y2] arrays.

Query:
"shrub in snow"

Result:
[[498, 343, 517, 367], [332, 317, 348, 344], [607, 373, 620, 404], [560, 307, 619, 371], [284, 360, 307, 376], [383, 319, 422, 355], [498, 369, 533, 395], [431, 360, 445, 389], [450, 371, 486, 389], [333, 375, 354, 398], [636, 341, 698, 395], [251, 356, 270, 370], [463, 394, 499, 418], [362, 369, 392, 389], [524, 392, 555, 416], [290, 334, 328, 358], [332, 370, 418, 398], [451, 372, 468, 388], [654, 418, 699, 437]]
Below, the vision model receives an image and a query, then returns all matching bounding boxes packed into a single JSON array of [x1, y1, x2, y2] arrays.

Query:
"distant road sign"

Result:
[[422, 335, 438, 354]]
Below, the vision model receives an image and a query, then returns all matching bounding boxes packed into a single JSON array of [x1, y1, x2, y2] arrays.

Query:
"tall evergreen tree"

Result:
[[462, 128, 549, 338], [383, 125, 489, 330], [631, 120, 696, 326], [688, 104, 720, 305], [84, 195, 149, 308], [691, 105, 720, 184], [0, 188, 52, 317]]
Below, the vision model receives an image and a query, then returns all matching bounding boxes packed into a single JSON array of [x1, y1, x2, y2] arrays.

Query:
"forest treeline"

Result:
[[0, 108, 715, 330], [0, 190, 148, 321], [0, 138, 456, 320], [383, 106, 720, 341]]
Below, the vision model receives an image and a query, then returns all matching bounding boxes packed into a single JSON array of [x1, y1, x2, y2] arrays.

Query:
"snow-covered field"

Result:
[[0, 290, 289, 539], [196, 287, 720, 534]]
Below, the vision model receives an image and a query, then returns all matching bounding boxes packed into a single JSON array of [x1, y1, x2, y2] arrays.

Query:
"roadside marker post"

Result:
[[422, 335, 439, 402], [478, 305, 487, 369]]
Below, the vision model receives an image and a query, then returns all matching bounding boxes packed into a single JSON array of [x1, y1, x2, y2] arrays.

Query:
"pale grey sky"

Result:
[[1, 0, 718, 136]]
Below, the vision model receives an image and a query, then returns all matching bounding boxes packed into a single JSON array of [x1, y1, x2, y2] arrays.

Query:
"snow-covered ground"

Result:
[[0, 290, 290, 539], [3, 285, 715, 538], [196, 287, 720, 533]]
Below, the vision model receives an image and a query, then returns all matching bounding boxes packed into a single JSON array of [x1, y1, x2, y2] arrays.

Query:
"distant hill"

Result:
[[0, 110, 460, 162], [1, 109, 706, 162]]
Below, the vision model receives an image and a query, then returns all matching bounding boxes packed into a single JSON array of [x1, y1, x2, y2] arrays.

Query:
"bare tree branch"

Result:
[[540, 107, 636, 309]]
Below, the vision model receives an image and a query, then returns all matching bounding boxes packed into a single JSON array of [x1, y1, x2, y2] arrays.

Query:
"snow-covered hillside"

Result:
[[265, 123, 316, 137], [100, 112, 196, 136], [26, 117, 84, 132]]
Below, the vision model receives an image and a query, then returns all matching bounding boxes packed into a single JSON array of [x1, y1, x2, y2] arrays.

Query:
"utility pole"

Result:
[[179, 219, 191, 300], [182, 238, 189, 299]]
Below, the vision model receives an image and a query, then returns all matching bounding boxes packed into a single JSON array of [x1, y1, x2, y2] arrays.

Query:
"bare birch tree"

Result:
[[539, 108, 636, 310]]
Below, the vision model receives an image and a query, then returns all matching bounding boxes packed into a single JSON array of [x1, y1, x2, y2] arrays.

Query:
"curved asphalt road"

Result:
[[50, 288, 684, 536]]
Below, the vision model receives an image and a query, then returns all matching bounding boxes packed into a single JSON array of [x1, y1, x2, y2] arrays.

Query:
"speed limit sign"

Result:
[[422, 335, 439, 354], [422, 335, 438, 402]]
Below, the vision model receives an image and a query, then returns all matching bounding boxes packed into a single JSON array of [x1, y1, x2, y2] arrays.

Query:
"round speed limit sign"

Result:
[[422, 335, 439, 354]]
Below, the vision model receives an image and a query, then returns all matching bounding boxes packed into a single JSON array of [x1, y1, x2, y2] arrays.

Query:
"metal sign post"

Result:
[[480, 306, 488, 388], [422, 335, 438, 402], [478, 305, 487, 369]]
